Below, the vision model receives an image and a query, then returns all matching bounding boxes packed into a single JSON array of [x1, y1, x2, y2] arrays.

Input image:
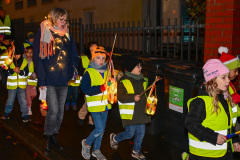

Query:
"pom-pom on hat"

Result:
[[203, 59, 229, 82], [219, 46, 240, 70], [124, 56, 142, 72], [91, 45, 106, 60]]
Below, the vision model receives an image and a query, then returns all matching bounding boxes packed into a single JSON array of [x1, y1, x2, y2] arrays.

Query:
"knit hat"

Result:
[[91, 46, 106, 60], [124, 56, 141, 72], [219, 46, 240, 70], [27, 32, 34, 40], [203, 59, 229, 82]]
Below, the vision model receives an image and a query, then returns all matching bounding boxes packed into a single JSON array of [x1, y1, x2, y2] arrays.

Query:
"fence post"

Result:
[[79, 18, 83, 53]]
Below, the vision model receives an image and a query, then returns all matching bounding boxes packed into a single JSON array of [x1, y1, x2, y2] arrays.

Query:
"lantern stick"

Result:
[[139, 76, 162, 97], [226, 131, 240, 139]]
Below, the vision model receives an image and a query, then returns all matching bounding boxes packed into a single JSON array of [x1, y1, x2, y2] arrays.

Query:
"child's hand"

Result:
[[233, 142, 240, 152], [217, 134, 226, 145], [13, 67, 20, 73], [134, 95, 140, 102]]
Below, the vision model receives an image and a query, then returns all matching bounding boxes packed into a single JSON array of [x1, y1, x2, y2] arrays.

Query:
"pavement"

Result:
[[1, 85, 240, 160]]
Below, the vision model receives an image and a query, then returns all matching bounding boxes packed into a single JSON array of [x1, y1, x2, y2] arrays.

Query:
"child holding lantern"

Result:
[[185, 59, 240, 160], [110, 56, 151, 160], [80, 45, 111, 160]]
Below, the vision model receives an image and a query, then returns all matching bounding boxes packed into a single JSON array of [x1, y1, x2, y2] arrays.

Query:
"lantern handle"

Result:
[[139, 76, 161, 97]]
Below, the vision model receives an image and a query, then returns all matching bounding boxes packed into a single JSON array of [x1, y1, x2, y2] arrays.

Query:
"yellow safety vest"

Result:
[[228, 85, 239, 127], [0, 46, 9, 65], [118, 78, 147, 120], [85, 68, 111, 112], [0, 15, 11, 35], [27, 61, 37, 86], [187, 96, 233, 158], [7, 58, 28, 89]]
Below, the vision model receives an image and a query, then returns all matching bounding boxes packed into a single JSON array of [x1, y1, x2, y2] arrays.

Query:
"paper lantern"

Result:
[[145, 95, 158, 115], [107, 78, 117, 104]]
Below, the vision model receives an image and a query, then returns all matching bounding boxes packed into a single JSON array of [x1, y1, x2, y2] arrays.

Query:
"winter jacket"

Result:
[[117, 74, 151, 128], [33, 30, 79, 86]]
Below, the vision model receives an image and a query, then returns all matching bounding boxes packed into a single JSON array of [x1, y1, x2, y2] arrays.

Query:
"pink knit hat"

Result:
[[203, 59, 229, 82]]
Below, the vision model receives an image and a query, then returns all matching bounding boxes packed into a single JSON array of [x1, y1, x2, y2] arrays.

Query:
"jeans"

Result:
[[5, 88, 28, 117], [44, 86, 68, 135], [115, 124, 146, 153], [65, 85, 79, 105], [86, 111, 108, 150]]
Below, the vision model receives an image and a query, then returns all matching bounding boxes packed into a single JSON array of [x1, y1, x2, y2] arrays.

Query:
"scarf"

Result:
[[125, 71, 143, 80], [89, 61, 107, 73], [39, 20, 69, 59]]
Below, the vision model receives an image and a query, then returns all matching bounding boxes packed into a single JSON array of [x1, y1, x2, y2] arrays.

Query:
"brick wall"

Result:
[[204, 0, 240, 89]]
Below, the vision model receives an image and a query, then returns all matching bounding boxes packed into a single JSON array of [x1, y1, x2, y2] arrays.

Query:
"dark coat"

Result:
[[117, 74, 151, 128]]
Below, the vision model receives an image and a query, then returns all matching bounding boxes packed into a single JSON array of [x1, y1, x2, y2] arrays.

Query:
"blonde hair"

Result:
[[205, 78, 234, 114], [48, 8, 69, 26]]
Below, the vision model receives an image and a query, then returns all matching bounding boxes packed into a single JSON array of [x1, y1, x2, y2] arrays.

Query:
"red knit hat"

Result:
[[219, 46, 240, 70]]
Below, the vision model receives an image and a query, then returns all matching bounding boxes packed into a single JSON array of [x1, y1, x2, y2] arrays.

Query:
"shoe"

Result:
[[52, 134, 64, 151], [78, 118, 85, 126], [110, 133, 118, 150], [92, 150, 106, 160], [72, 104, 77, 111], [1, 113, 9, 120], [81, 139, 91, 160], [181, 152, 189, 160], [43, 135, 53, 156], [65, 105, 70, 111], [131, 150, 146, 160], [22, 115, 29, 123], [28, 108, 32, 115]]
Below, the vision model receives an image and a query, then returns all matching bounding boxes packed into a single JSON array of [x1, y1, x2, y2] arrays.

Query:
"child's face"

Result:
[[216, 73, 230, 92], [25, 49, 33, 60], [28, 38, 34, 43], [131, 63, 142, 75], [94, 55, 106, 66], [14, 54, 21, 60], [229, 68, 239, 80], [3, 39, 10, 46]]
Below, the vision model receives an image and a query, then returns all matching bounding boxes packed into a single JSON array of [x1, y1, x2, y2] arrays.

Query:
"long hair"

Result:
[[205, 78, 234, 114], [47, 8, 69, 26]]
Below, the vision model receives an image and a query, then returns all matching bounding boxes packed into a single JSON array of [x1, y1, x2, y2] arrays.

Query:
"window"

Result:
[[27, 0, 36, 7], [15, 0, 23, 10], [6, 0, 10, 4], [42, 0, 53, 3]]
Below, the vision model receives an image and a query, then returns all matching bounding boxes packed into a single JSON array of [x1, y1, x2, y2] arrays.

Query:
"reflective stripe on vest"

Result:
[[118, 78, 147, 120], [27, 61, 37, 86], [69, 76, 81, 86], [187, 96, 233, 158], [85, 68, 111, 112], [0, 15, 11, 35], [229, 84, 240, 127], [0, 48, 9, 64], [81, 56, 90, 69], [7, 58, 28, 89]]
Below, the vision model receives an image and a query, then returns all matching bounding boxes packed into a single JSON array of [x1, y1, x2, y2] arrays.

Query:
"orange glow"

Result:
[[41, 100, 48, 110], [107, 78, 117, 104], [145, 96, 158, 115]]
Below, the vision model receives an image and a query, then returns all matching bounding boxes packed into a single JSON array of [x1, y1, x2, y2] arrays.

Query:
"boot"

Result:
[[52, 134, 64, 151], [43, 135, 52, 156]]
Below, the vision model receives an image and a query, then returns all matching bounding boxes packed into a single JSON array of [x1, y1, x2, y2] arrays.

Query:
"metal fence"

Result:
[[13, 18, 205, 62]]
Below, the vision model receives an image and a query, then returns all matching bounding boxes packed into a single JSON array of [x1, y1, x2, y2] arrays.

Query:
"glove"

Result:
[[100, 84, 107, 92]]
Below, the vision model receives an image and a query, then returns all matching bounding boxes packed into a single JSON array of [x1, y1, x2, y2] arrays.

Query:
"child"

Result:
[[23, 32, 34, 50], [1, 42, 29, 122], [78, 41, 97, 126], [110, 56, 151, 160], [80, 45, 111, 160], [24, 46, 37, 115], [185, 59, 240, 159]]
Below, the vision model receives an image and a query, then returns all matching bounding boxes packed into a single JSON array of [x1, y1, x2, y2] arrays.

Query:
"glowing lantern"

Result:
[[40, 100, 48, 117], [107, 78, 117, 104], [145, 95, 158, 115], [2, 57, 12, 70]]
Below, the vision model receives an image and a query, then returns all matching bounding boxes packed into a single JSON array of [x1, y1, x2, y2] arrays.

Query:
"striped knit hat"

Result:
[[219, 46, 240, 70]]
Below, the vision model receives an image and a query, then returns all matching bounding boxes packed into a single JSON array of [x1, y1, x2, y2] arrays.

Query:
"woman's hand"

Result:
[[217, 134, 226, 145], [39, 86, 46, 90]]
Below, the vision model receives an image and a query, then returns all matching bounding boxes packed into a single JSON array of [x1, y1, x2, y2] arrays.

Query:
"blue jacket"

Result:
[[33, 30, 79, 86]]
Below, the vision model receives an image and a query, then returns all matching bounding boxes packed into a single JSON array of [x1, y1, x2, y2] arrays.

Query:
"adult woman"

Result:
[[33, 8, 79, 155]]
